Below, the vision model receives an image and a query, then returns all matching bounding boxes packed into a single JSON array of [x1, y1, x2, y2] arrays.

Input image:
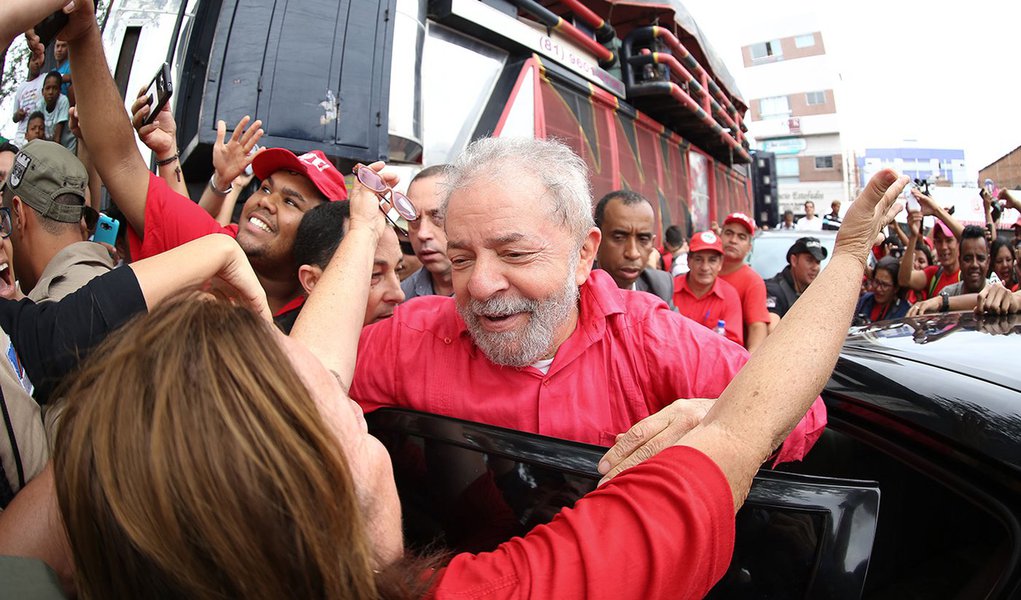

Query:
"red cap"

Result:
[[933, 218, 953, 238], [723, 212, 755, 234], [251, 148, 348, 201], [689, 230, 724, 254]]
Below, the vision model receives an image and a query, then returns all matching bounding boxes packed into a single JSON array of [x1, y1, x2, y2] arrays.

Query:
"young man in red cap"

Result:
[[898, 188, 963, 299], [717, 212, 770, 351], [66, 16, 347, 331], [673, 231, 743, 345]]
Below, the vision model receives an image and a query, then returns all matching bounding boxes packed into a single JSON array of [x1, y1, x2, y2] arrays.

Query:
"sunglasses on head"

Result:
[[352, 164, 419, 236]]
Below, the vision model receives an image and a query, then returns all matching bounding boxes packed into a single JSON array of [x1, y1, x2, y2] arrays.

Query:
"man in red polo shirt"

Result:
[[717, 213, 770, 351], [673, 231, 743, 345], [351, 138, 825, 465], [66, 19, 347, 331], [899, 189, 963, 299]]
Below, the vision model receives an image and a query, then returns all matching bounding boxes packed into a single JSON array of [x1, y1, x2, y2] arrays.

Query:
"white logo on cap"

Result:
[[8, 153, 30, 188], [807, 240, 822, 249], [702, 232, 718, 244], [299, 153, 332, 173]]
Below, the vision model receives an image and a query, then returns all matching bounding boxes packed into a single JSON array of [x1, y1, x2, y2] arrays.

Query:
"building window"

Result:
[[805, 91, 826, 105], [777, 157, 800, 178], [749, 40, 782, 60], [815, 156, 834, 169], [794, 34, 815, 48], [759, 95, 790, 118]]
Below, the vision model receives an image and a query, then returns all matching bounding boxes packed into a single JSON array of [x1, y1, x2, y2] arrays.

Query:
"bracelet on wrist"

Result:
[[208, 173, 233, 196], [156, 152, 180, 167]]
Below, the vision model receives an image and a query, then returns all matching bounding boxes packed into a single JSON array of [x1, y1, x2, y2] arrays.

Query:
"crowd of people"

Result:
[[0, 2, 1019, 598]]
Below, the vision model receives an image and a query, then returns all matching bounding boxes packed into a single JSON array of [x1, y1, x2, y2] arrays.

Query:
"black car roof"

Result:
[[835, 312, 1021, 474]]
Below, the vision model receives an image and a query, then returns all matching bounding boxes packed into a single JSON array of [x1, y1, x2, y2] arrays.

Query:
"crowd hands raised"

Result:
[[0, 3, 1001, 599]]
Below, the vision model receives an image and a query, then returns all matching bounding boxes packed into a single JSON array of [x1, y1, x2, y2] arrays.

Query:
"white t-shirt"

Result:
[[36, 95, 76, 151], [12, 75, 44, 144], [671, 252, 689, 276], [530, 357, 555, 375], [795, 216, 823, 231]]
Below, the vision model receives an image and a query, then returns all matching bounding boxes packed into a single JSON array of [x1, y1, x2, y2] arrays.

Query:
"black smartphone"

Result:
[[34, 0, 97, 47], [141, 63, 173, 127]]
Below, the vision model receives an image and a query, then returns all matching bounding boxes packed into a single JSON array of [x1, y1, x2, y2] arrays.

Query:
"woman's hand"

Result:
[[833, 170, 909, 267]]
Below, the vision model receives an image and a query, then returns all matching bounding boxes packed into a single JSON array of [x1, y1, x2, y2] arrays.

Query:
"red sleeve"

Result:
[[773, 397, 827, 466], [350, 313, 399, 412], [127, 172, 234, 260], [740, 270, 771, 325], [431, 446, 735, 600]]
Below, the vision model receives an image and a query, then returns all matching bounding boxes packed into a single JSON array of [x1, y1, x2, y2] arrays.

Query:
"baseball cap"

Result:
[[4, 140, 87, 223], [688, 230, 723, 254], [252, 148, 348, 201], [787, 237, 828, 262], [932, 219, 953, 238], [723, 212, 755, 234]]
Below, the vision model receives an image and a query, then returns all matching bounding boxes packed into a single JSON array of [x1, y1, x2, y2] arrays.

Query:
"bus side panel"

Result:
[[537, 74, 695, 236]]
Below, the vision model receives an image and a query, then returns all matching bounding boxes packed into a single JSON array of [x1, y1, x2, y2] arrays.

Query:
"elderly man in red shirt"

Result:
[[673, 231, 743, 345], [352, 137, 825, 465]]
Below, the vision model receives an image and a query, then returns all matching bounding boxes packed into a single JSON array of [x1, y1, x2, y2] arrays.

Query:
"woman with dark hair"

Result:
[[854, 256, 910, 324], [0, 163, 909, 599], [989, 238, 1017, 291]]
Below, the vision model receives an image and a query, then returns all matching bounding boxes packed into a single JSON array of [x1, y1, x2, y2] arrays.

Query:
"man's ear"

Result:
[[10, 196, 28, 234], [575, 227, 602, 286], [297, 264, 323, 296]]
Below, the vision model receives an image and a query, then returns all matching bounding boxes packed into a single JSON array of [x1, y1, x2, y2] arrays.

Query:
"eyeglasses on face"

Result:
[[0, 207, 11, 239], [871, 278, 894, 291], [353, 164, 419, 236]]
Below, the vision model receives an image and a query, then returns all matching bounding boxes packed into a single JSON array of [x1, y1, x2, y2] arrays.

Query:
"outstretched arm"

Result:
[[899, 211, 928, 290], [62, 0, 151, 234], [678, 170, 907, 507]]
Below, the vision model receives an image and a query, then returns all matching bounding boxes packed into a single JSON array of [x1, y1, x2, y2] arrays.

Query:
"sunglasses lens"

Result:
[[392, 192, 418, 220], [355, 166, 387, 192]]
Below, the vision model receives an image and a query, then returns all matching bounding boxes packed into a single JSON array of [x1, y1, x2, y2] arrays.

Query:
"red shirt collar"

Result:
[[274, 294, 306, 318], [676, 274, 726, 301]]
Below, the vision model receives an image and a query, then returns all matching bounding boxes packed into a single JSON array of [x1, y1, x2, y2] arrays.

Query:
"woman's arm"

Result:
[[675, 170, 908, 508], [290, 164, 387, 390]]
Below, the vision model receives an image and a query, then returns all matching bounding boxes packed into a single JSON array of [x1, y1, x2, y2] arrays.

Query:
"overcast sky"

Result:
[[683, 0, 1021, 181]]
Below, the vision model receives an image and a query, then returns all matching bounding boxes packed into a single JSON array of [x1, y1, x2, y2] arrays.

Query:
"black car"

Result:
[[367, 311, 1021, 599]]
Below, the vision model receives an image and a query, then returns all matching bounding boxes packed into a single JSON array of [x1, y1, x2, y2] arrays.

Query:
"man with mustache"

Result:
[[594, 190, 675, 308], [352, 137, 825, 465], [64, 9, 348, 332]]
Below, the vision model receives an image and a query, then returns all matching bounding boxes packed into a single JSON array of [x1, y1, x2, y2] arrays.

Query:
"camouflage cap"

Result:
[[4, 140, 87, 223]]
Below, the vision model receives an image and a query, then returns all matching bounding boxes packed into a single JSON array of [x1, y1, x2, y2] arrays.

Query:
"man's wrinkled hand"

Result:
[[597, 397, 715, 485], [833, 170, 909, 266]]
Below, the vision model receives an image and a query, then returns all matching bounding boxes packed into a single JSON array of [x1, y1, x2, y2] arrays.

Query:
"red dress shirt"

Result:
[[353, 270, 825, 464]]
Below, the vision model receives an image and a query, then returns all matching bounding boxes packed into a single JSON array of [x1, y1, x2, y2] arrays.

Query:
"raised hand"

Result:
[[834, 170, 910, 266], [212, 116, 264, 187], [130, 86, 177, 159]]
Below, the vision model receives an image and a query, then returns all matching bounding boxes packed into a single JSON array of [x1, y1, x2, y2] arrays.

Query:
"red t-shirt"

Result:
[[718, 265, 770, 326], [922, 264, 960, 299], [353, 269, 825, 465], [128, 173, 303, 321], [128, 172, 239, 261], [432, 446, 735, 599], [673, 274, 744, 346]]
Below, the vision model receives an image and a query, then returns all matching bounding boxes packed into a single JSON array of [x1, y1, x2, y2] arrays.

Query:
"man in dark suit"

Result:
[[594, 190, 676, 309]]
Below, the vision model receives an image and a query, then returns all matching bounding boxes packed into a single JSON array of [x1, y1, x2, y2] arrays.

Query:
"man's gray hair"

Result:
[[442, 137, 595, 241]]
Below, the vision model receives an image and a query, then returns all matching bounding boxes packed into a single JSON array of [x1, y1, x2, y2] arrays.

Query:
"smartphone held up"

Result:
[[141, 63, 174, 127]]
